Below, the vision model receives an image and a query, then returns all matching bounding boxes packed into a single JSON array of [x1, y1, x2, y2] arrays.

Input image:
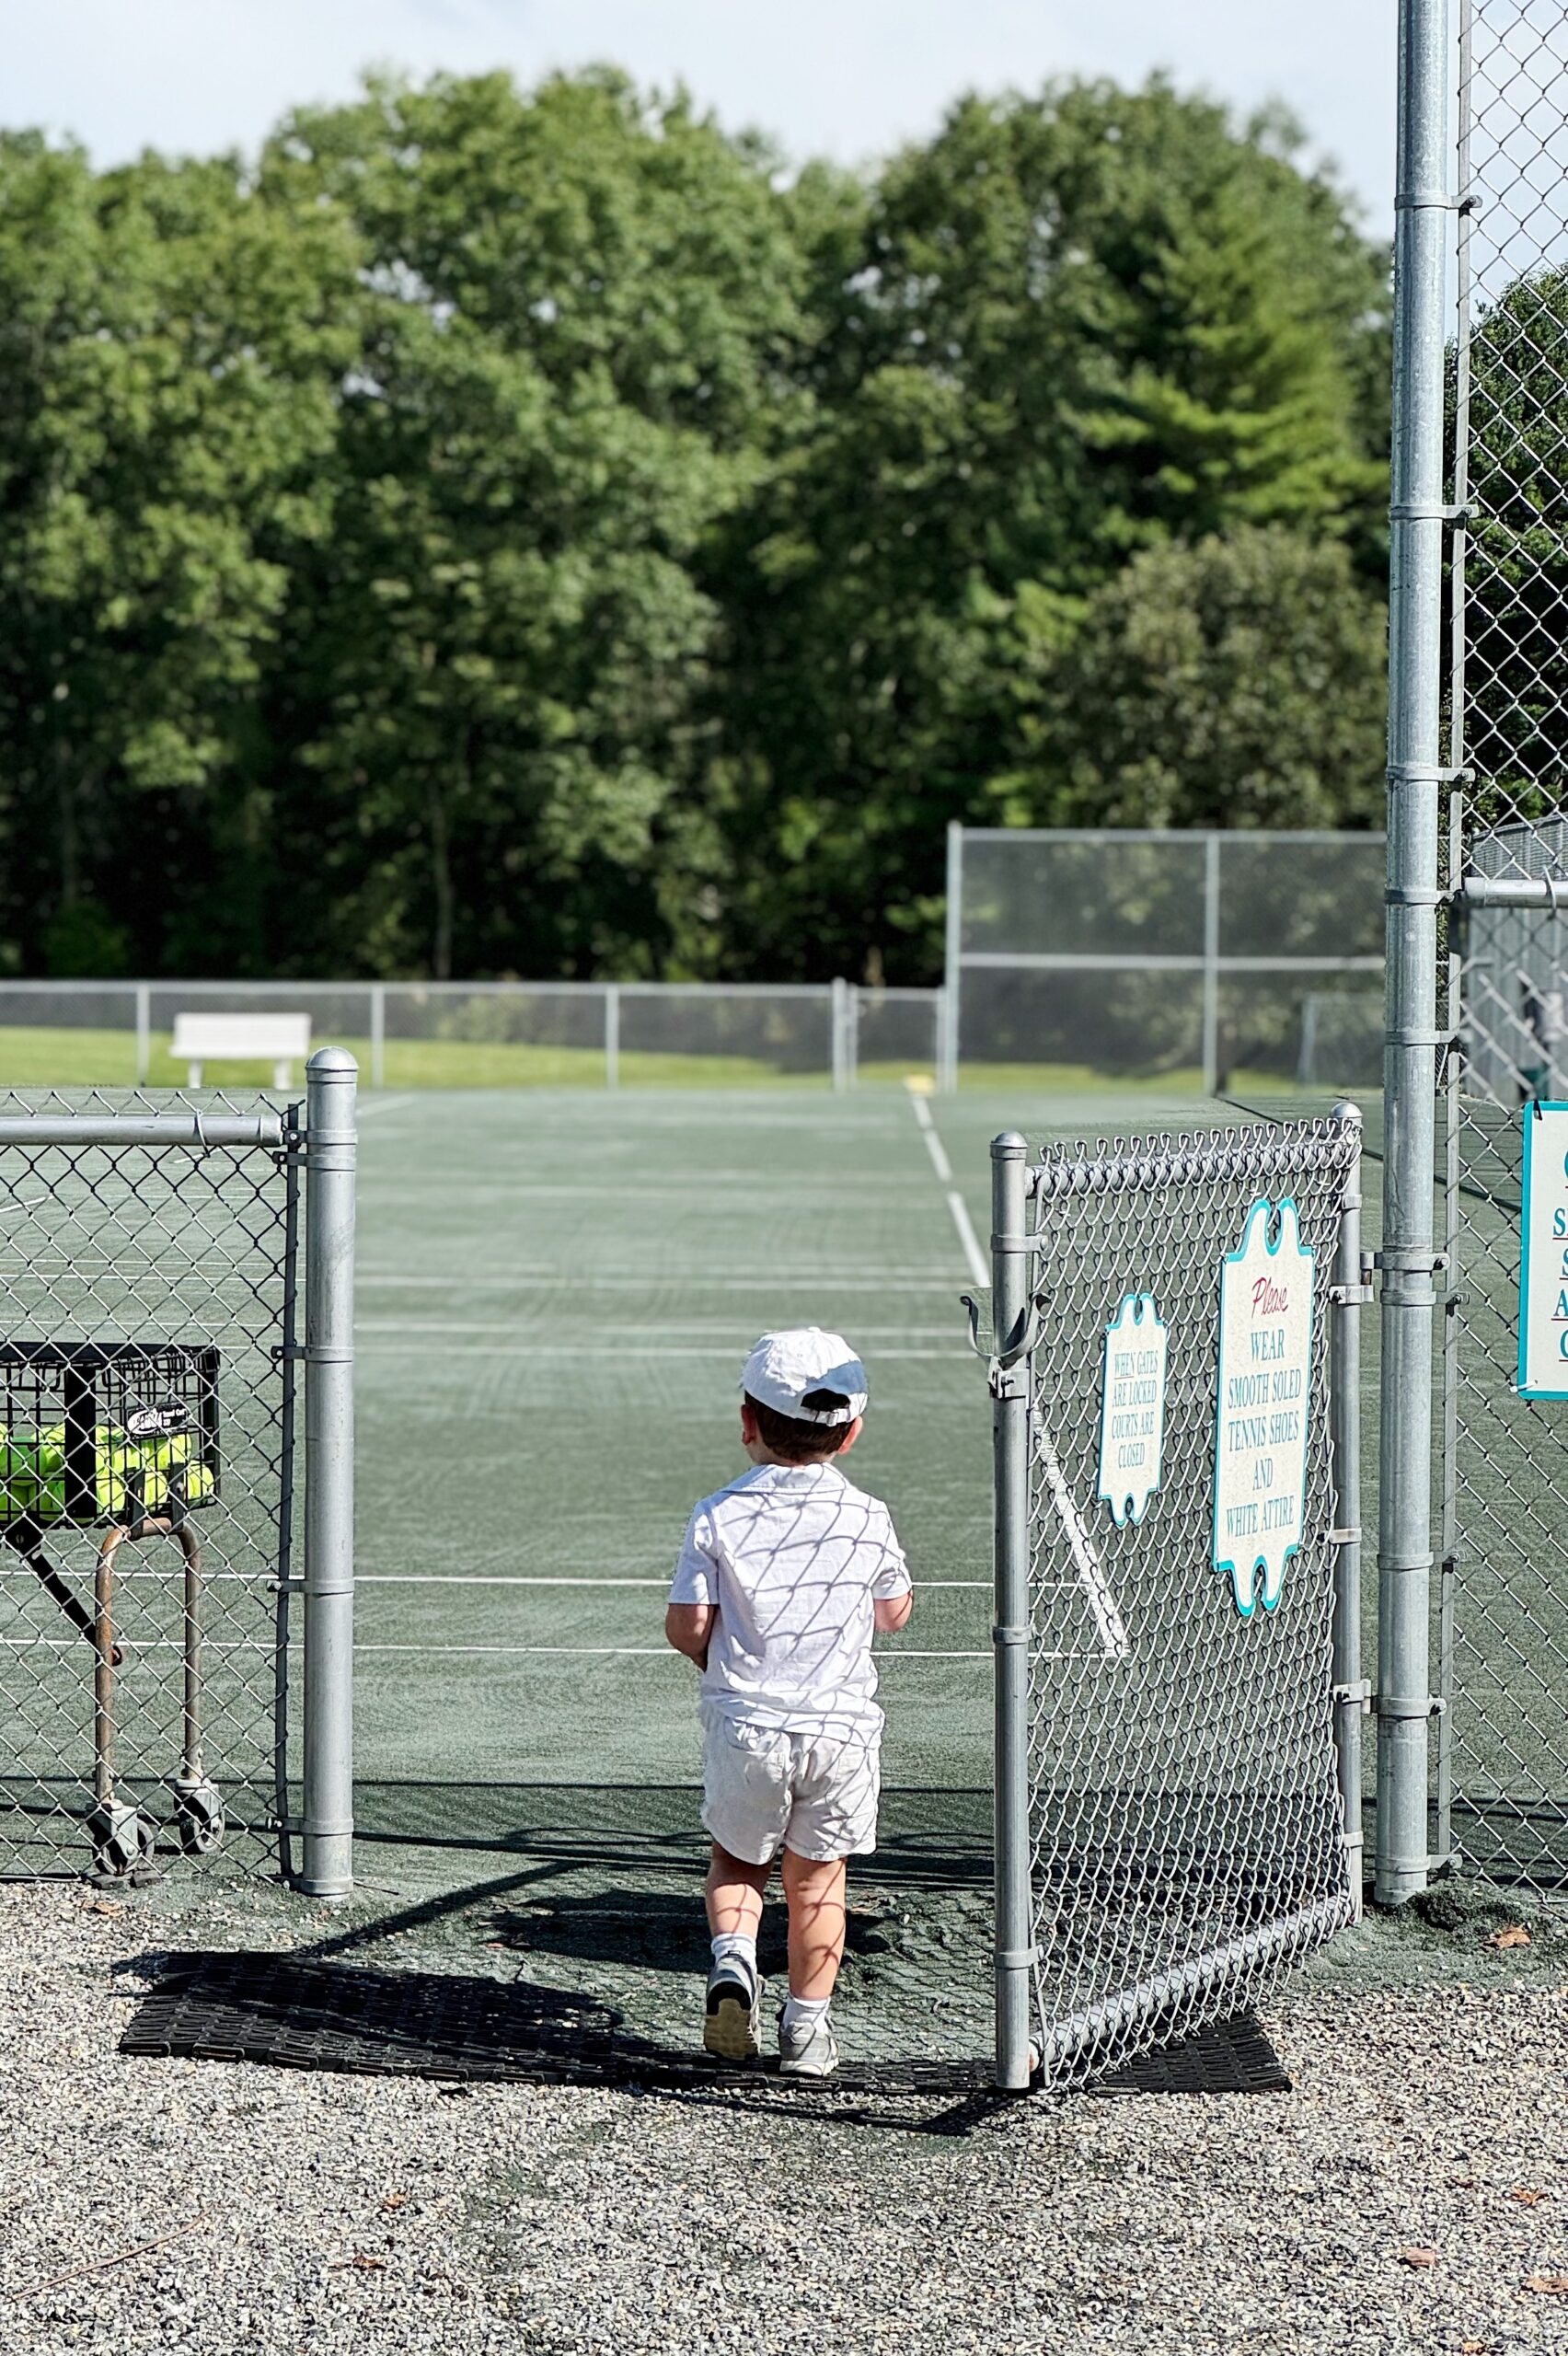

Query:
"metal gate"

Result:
[[0, 1057, 356, 1893], [986, 1114, 1366, 2088], [1401, 0, 1568, 1891]]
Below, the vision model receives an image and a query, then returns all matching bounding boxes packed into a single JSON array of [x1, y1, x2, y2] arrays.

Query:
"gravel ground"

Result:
[[2, 1881, 1566, 2356]]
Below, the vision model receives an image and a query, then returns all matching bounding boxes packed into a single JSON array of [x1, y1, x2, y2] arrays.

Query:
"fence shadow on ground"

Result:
[[486, 1887, 903, 1979], [351, 1779, 991, 1891], [117, 1946, 1009, 2138]]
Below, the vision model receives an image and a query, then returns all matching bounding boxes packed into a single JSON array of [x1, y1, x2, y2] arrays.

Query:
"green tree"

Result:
[[705, 78, 1389, 984], [0, 134, 359, 975], [260, 70, 813, 979], [1002, 525, 1388, 830]]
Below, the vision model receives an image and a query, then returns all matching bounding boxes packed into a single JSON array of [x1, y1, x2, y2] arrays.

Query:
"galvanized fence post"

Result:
[[1330, 1102, 1369, 1918], [1201, 833, 1221, 1096], [605, 985, 620, 1091], [941, 823, 963, 1094], [369, 985, 386, 1091], [134, 985, 152, 1087], [831, 977, 850, 1093], [301, 1047, 357, 1900], [1377, 0, 1452, 1906], [991, 1130, 1034, 2089]]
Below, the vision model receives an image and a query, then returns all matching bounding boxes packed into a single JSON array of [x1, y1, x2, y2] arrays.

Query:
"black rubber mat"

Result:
[[1089, 2014, 1290, 2096], [119, 1952, 1288, 2104]]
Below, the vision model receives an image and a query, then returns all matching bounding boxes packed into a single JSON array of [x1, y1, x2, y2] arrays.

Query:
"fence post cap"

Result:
[[991, 1130, 1029, 1157], [306, 1046, 359, 1080], [1331, 1098, 1365, 1129]]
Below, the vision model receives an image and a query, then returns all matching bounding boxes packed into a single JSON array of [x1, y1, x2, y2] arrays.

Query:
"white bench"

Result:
[[172, 1012, 312, 1091]]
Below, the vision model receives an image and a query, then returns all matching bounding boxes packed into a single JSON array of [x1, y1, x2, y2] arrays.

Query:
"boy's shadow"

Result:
[[488, 1889, 894, 1978]]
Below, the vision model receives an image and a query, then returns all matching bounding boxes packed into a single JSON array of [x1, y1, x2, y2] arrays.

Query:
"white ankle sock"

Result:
[[710, 1933, 756, 1981], [781, 1994, 830, 2034]]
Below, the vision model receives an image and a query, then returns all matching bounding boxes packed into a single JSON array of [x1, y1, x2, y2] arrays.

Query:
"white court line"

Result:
[[357, 1574, 991, 1588], [354, 1644, 992, 1659], [946, 1190, 988, 1289], [909, 1090, 954, 1183], [354, 1338, 967, 1359], [905, 1085, 1131, 1661], [356, 1321, 962, 1339], [357, 1272, 961, 1291]]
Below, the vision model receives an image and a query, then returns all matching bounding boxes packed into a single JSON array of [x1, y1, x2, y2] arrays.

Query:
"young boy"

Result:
[[664, 1327, 914, 2077]]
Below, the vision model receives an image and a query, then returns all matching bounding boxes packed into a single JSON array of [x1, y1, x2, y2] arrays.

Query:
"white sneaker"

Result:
[[778, 2013, 839, 2079], [702, 1958, 761, 2062]]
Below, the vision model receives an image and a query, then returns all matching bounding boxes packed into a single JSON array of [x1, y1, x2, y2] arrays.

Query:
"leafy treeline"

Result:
[[0, 70, 1391, 985]]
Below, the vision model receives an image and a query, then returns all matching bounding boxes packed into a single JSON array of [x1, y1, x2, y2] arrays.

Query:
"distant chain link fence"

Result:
[[945, 829, 1384, 1096], [0, 979, 943, 1092], [1441, 0, 1568, 1886], [991, 1117, 1362, 2088], [0, 1090, 301, 1884]]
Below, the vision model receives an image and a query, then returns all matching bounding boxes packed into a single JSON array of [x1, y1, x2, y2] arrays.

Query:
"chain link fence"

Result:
[[0, 1068, 355, 1894], [944, 828, 1384, 1095], [1437, 0, 1568, 1887], [987, 1116, 1363, 2087], [0, 1090, 298, 1880], [0, 979, 943, 1092]]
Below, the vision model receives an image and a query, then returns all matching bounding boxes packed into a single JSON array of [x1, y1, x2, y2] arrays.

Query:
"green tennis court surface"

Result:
[[336, 1083, 1214, 2058]]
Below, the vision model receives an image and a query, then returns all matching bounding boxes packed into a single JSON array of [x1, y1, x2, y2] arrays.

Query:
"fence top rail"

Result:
[[955, 826, 1389, 849], [0, 1112, 284, 1149], [1032, 1115, 1361, 1202], [0, 976, 917, 999], [958, 953, 1384, 973]]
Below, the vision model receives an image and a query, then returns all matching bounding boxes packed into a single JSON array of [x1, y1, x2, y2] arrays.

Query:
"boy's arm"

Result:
[[871, 1507, 915, 1634], [664, 1602, 715, 1667], [667, 1501, 718, 1667]]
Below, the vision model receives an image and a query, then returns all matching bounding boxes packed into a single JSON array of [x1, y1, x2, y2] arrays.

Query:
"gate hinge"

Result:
[[270, 1577, 306, 1594], [271, 1343, 306, 1364], [1374, 1248, 1449, 1275], [1373, 1692, 1446, 1721], [1328, 1283, 1374, 1306], [1333, 1678, 1373, 1713], [1327, 1526, 1361, 1548]]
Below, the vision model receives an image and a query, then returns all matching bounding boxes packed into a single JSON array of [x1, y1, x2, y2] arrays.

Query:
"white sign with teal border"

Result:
[[1517, 1102, 1568, 1397], [1097, 1293, 1168, 1527], [1212, 1197, 1315, 1617]]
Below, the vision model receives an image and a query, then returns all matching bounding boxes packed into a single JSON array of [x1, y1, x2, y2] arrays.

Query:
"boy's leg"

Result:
[[780, 1848, 847, 1999], [705, 1842, 770, 1942], [702, 1843, 770, 2062], [778, 1849, 847, 2078]]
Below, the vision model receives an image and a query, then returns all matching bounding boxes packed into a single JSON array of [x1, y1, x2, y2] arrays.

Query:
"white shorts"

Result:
[[700, 1714, 882, 1865]]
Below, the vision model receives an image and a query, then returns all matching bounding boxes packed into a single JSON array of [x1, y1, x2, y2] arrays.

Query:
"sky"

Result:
[[12, 1, 1398, 224]]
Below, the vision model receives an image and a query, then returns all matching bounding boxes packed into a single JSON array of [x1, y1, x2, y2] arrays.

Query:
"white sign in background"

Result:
[[1212, 1197, 1316, 1618], [1096, 1292, 1168, 1527], [1517, 1103, 1568, 1399]]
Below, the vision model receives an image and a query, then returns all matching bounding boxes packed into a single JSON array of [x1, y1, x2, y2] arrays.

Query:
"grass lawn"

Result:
[[0, 1022, 1317, 1098]]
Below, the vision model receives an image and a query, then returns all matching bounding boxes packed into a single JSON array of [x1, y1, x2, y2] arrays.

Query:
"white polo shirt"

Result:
[[669, 1461, 912, 1738]]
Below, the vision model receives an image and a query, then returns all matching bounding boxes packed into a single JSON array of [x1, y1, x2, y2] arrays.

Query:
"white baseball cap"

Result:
[[741, 1328, 868, 1426]]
